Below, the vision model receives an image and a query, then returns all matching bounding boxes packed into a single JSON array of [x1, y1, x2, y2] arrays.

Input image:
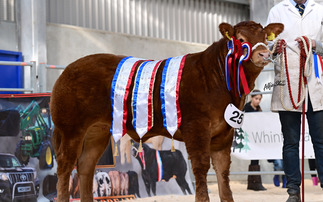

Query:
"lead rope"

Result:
[[274, 36, 312, 202]]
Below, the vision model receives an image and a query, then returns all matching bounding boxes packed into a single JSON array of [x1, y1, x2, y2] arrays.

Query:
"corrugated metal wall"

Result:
[[46, 0, 249, 44], [0, 0, 15, 21]]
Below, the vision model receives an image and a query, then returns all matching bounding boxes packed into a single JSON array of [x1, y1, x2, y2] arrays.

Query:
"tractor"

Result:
[[13, 100, 54, 169]]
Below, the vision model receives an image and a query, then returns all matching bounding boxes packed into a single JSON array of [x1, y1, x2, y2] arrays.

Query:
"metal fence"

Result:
[[0, 61, 36, 92], [46, 0, 249, 44]]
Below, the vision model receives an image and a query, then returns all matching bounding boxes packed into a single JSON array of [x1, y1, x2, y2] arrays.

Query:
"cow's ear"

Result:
[[263, 23, 284, 41], [219, 23, 234, 40]]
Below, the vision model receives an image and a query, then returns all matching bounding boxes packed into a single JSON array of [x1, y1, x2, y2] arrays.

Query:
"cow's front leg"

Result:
[[182, 125, 211, 202], [210, 131, 234, 202]]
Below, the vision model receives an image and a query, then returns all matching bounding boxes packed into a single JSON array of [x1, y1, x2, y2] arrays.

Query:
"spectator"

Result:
[[268, 159, 286, 188], [244, 89, 266, 191], [308, 159, 319, 186]]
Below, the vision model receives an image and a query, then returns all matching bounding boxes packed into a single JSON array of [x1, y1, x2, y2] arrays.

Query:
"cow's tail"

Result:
[[52, 127, 62, 154]]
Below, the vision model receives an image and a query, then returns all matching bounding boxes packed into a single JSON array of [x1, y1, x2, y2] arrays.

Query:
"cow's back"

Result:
[[50, 54, 123, 130]]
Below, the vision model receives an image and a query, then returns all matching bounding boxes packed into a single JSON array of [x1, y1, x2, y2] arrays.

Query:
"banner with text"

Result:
[[231, 112, 315, 160]]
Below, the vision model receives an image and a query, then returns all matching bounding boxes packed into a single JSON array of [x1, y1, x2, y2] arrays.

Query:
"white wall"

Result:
[[0, 21, 18, 52], [46, 23, 208, 91]]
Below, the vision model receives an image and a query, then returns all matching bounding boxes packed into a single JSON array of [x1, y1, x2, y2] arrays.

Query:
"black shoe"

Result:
[[247, 165, 267, 191], [286, 194, 301, 202]]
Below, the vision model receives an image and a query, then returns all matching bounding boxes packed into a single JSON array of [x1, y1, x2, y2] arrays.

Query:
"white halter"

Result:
[[252, 42, 269, 51]]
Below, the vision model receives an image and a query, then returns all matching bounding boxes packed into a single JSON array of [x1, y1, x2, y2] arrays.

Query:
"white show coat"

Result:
[[267, 0, 323, 112]]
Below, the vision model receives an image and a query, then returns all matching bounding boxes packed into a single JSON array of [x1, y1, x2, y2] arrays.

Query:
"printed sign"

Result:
[[231, 112, 315, 160]]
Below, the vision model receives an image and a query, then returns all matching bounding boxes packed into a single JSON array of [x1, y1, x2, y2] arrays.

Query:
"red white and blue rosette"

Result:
[[237, 42, 251, 97], [225, 37, 235, 91], [313, 52, 323, 84]]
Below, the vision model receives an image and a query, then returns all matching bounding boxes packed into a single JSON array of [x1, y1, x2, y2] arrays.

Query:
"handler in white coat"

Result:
[[267, 0, 323, 201]]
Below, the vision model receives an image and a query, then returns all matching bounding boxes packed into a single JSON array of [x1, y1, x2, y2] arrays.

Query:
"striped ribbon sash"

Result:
[[110, 56, 143, 142], [313, 52, 323, 84], [160, 55, 187, 136], [156, 150, 163, 181], [132, 60, 162, 138]]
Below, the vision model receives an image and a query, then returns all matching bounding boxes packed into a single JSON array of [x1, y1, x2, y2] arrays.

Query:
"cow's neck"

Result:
[[200, 38, 262, 109], [233, 61, 262, 108], [200, 38, 242, 107], [244, 62, 262, 90], [200, 38, 228, 91]]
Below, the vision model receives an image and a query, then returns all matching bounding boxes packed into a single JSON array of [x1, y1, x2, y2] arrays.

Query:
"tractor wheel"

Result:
[[39, 140, 54, 169], [15, 140, 30, 165]]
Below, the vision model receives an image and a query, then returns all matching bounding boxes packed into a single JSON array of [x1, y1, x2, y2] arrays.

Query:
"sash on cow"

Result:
[[132, 60, 162, 151], [160, 55, 187, 151], [111, 55, 187, 152], [110, 57, 144, 142]]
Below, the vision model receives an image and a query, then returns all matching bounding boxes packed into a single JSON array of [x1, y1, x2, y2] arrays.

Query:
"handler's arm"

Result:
[[314, 40, 323, 56]]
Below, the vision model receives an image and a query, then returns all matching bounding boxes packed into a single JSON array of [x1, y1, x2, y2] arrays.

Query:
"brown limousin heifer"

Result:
[[50, 21, 283, 202]]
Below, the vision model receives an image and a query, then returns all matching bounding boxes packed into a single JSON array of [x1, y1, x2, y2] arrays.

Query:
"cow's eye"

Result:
[[239, 38, 244, 42]]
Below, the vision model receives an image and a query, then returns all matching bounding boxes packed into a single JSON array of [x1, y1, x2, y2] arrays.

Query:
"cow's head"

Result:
[[219, 21, 284, 68], [131, 142, 149, 170], [131, 142, 148, 158]]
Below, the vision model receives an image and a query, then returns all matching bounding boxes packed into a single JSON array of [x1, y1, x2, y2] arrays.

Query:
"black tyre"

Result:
[[14, 140, 30, 165], [39, 140, 54, 169], [42, 174, 58, 200]]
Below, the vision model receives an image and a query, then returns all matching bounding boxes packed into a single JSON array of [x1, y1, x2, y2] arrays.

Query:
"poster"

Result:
[[0, 93, 194, 201]]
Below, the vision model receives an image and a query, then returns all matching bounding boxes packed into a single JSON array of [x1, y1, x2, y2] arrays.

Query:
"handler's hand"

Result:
[[274, 39, 287, 54], [295, 37, 316, 50]]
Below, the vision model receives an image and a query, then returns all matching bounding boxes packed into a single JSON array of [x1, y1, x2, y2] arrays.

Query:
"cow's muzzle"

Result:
[[262, 55, 275, 63]]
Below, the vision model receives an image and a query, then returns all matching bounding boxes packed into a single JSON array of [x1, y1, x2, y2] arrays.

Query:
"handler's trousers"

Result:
[[279, 98, 323, 195]]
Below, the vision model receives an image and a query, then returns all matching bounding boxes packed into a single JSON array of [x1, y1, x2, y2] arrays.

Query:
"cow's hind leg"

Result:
[[210, 134, 234, 202], [142, 173, 152, 197], [151, 181, 157, 195], [76, 123, 110, 202], [54, 127, 84, 202]]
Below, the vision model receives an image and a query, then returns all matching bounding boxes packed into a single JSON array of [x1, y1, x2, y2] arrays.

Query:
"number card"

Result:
[[224, 103, 244, 128]]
